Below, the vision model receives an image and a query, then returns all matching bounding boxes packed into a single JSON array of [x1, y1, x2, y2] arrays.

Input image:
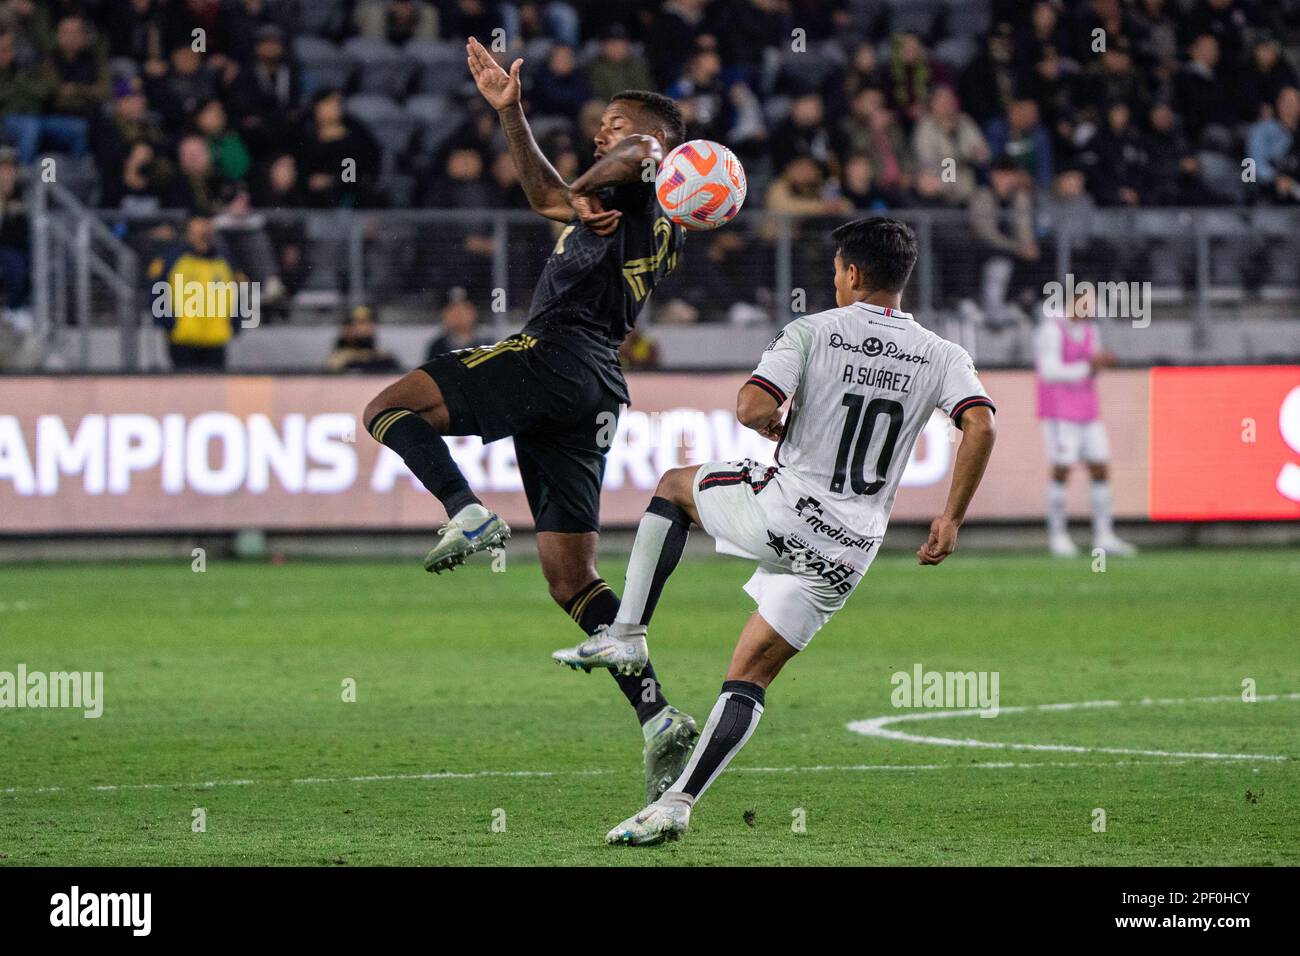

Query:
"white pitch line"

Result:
[[0, 759, 1228, 798], [847, 692, 1300, 761]]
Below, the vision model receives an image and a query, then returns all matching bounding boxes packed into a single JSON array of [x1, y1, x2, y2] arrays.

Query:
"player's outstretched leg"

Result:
[[552, 468, 697, 672], [543, 533, 699, 803], [363, 371, 510, 573], [607, 612, 796, 846]]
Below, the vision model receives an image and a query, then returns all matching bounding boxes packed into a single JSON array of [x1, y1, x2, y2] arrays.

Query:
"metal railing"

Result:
[[22, 204, 1300, 371]]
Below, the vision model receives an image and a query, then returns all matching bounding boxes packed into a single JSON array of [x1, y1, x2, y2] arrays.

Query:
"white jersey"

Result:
[[744, 301, 994, 563]]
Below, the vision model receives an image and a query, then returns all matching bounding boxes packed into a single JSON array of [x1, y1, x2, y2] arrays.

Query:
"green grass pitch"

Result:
[[1, 548, 1297, 866]]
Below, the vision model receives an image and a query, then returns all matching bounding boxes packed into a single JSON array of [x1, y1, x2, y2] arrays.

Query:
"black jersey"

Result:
[[520, 179, 684, 403]]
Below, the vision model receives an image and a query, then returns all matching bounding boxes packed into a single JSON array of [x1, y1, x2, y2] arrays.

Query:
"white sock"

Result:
[[1090, 480, 1114, 541], [1046, 480, 1068, 538], [615, 498, 690, 627]]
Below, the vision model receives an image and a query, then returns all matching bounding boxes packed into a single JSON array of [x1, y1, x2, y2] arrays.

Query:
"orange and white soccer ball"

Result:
[[655, 139, 747, 230]]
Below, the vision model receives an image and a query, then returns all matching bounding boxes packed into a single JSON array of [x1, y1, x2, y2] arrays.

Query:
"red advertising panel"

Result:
[[1150, 366, 1300, 521], [0, 371, 1149, 533]]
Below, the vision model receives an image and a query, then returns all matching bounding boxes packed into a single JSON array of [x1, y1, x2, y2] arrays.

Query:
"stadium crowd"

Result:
[[2, 0, 1300, 339]]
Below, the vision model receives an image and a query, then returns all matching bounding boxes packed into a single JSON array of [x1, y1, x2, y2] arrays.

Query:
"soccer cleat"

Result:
[[606, 799, 691, 846], [551, 623, 648, 675], [1049, 533, 1079, 558], [423, 504, 511, 574], [642, 706, 699, 804], [1094, 535, 1138, 557]]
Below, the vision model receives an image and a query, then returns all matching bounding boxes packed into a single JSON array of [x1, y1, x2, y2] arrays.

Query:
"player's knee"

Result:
[[655, 466, 695, 506], [1087, 462, 1108, 482], [1050, 465, 1070, 483]]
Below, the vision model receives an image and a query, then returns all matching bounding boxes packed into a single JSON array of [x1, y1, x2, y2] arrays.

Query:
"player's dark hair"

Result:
[[611, 90, 686, 148], [831, 217, 918, 294]]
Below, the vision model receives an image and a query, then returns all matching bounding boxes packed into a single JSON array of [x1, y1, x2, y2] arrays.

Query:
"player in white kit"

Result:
[[551, 218, 998, 845]]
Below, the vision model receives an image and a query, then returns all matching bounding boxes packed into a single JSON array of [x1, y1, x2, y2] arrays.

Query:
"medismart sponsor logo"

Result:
[[50, 886, 151, 936], [0, 664, 103, 718]]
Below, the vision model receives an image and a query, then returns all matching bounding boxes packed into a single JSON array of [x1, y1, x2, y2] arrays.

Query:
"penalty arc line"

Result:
[[846, 692, 1300, 761]]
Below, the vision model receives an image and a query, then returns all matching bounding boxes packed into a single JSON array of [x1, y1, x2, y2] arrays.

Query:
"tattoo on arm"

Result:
[[497, 104, 571, 219]]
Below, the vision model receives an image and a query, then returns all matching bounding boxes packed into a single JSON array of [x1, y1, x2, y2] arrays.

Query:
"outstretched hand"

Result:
[[466, 37, 521, 111]]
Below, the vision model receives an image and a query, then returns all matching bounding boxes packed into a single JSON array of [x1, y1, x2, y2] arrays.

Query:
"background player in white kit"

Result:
[[1034, 289, 1137, 557], [551, 218, 998, 845]]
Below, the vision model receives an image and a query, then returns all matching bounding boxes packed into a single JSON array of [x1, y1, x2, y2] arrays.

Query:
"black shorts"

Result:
[[419, 333, 621, 534]]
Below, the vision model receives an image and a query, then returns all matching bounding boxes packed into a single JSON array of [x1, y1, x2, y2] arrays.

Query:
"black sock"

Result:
[[368, 408, 480, 517], [565, 578, 669, 726], [675, 680, 766, 800]]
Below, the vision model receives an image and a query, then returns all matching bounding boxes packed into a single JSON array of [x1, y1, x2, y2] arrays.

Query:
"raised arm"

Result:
[[569, 134, 664, 195], [917, 405, 996, 565], [466, 37, 572, 222]]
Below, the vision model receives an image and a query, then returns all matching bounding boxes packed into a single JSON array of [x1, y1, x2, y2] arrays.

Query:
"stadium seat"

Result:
[[403, 93, 456, 125], [346, 93, 419, 162], [405, 38, 470, 97], [295, 0, 349, 39], [948, 1, 994, 38], [888, 0, 942, 37], [293, 36, 354, 93], [344, 36, 418, 99]]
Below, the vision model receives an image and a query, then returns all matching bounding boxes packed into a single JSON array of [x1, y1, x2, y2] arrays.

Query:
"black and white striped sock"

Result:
[[664, 680, 766, 804], [615, 496, 691, 627]]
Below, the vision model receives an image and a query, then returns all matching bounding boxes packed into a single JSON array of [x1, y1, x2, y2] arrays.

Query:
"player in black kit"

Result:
[[362, 38, 698, 801]]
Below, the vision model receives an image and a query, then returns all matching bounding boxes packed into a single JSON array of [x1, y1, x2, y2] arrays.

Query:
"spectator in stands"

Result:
[[149, 214, 244, 371], [1129, 0, 1180, 81], [327, 305, 400, 372], [440, 0, 503, 43], [984, 98, 1054, 189], [147, 42, 219, 132], [773, 92, 834, 174], [764, 155, 851, 219], [911, 85, 989, 204], [668, 48, 726, 143], [0, 0, 54, 59], [250, 153, 309, 294], [840, 153, 898, 212], [105, 0, 188, 70], [1180, 0, 1254, 66], [1248, 87, 1300, 203], [48, 15, 110, 121], [511, 2, 582, 49], [1080, 34, 1149, 117], [297, 90, 384, 208], [839, 42, 883, 113], [958, 20, 1016, 126], [836, 88, 912, 197], [101, 139, 169, 212], [225, 24, 300, 156], [94, 76, 168, 182], [488, 151, 529, 208], [216, 0, 295, 65], [618, 327, 659, 370], [1080, 101, 1148, 206], [424, 287, 492, 360], [1239, 37, 1299, 124], [1145, 101, 1202, 206], [0, 30, 60, 164], [193, 98, 251, 184], [167, 133, 226, 214], [424, 146, 493, 207], [1174, 34, 1236, 145], [646, 0, 708, 89], [531, 44, 591, 119], [585, 23, 653, 102], [884, 33, 952, 127], [967, 157, 1039, 328], [0, 146, 32, 329], [355, 0, 438, 45]]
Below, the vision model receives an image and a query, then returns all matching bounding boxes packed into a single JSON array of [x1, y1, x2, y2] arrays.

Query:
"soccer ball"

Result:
[[655, 139, 747, 231]]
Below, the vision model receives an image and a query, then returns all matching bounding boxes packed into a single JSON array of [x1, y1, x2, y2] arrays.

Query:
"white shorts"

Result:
[[1042, 419, 1109, 466], [690, 460, 879, 651]]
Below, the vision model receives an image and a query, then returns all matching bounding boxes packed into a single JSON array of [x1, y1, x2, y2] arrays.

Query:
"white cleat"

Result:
[[1094, 535, 1138, 557], [423, 504, 511, 574], [1049, 534, 1079, 558], [552, 623, 648, 675], [606, 799, 691, 846]]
